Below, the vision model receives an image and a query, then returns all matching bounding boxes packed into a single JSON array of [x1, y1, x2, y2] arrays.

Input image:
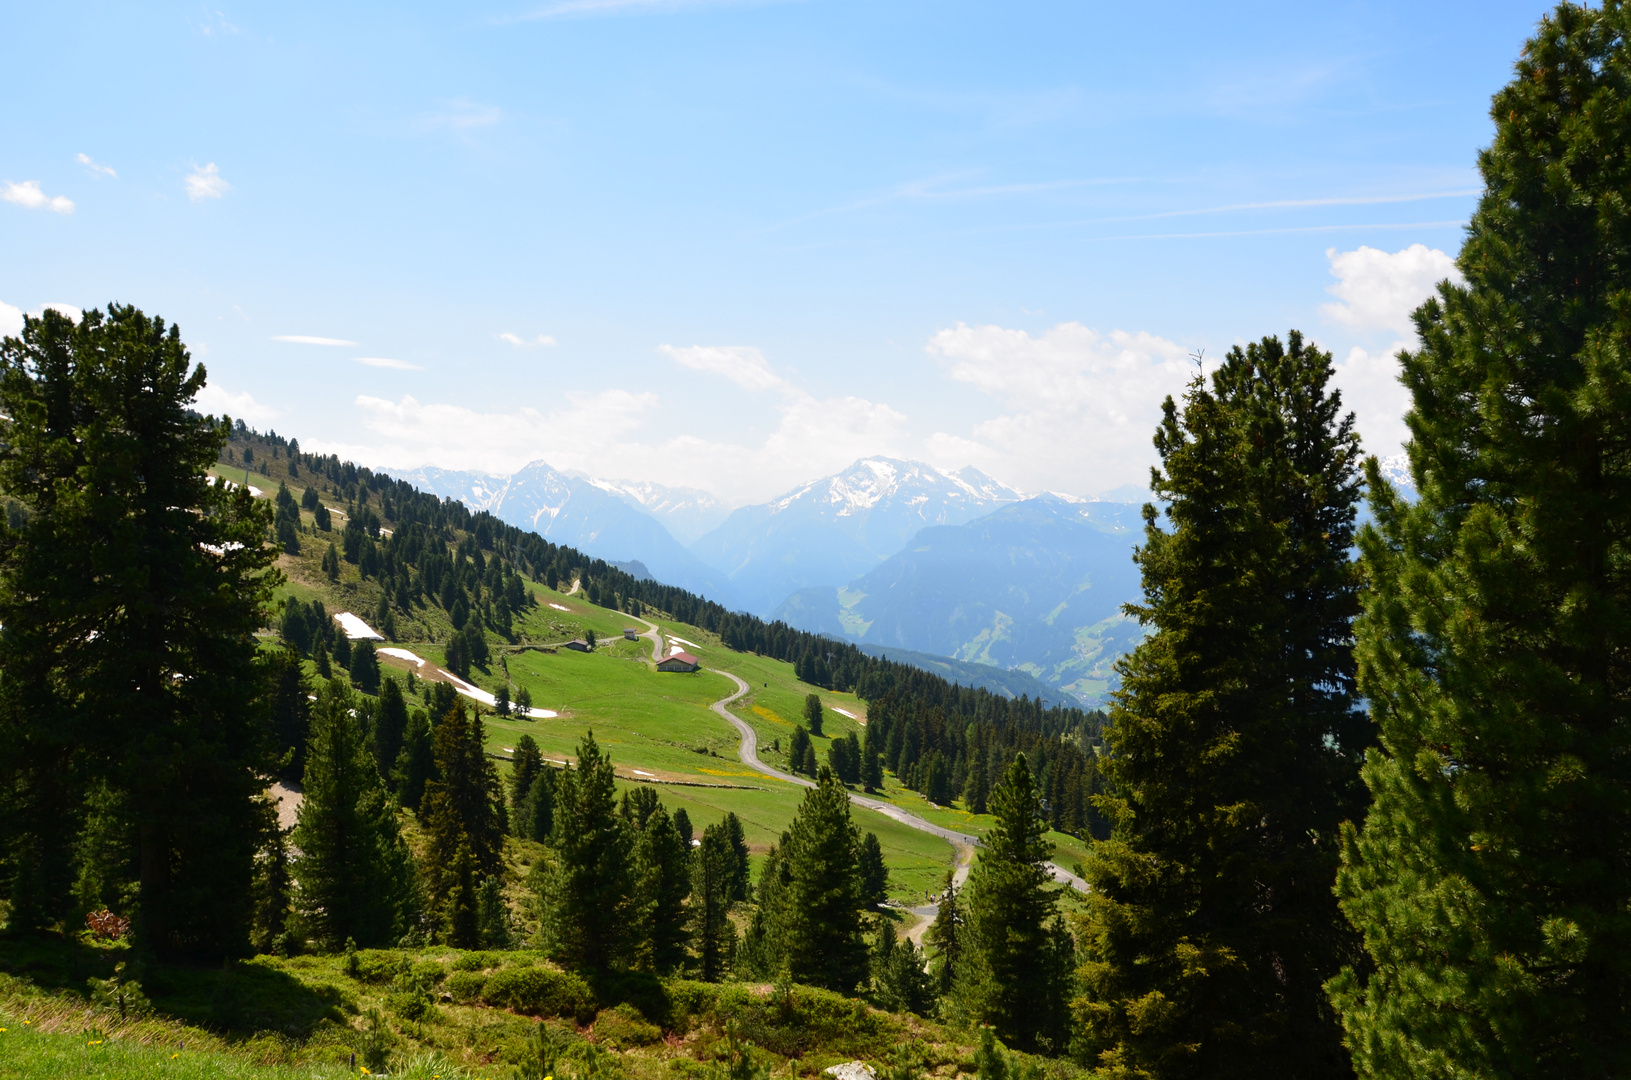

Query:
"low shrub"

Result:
[[483, 965, 597, 1024], [446, 970, 488, 1003], [594, 1002, 663, 1048], [352, 950, 404, 984]]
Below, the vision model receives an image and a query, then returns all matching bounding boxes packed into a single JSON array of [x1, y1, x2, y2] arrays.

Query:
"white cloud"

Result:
[[2, 180, 74, 214], [271, 334, 359, 346], [185, 162, 230, 201], [1321, 244, 1462, 337], [0, 301, 82, 337], [195, 383, 280, 425], [325, 390, 658, 475], [1331, 344, 1412, 459], [925, 321, 1194, 495], [76, 153, 116, 178], [658, 344, 789, 393], [354, 356, 423, 370], [499, 332, 558, 348]]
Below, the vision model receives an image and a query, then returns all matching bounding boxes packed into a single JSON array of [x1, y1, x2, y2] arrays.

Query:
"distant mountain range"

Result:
[[773, 494, 1146, 706], [393, 461, 738, 605], [689, 457, 1026, 616], [397, 454, 1150, 707]]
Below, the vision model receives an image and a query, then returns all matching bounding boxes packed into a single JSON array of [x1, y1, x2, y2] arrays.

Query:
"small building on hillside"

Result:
[[657, 651, 699, 673], [563, 639, 593, 652], [623, 628, 639, 641]]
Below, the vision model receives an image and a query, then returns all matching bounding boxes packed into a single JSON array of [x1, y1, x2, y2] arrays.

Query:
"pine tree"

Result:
[[788, 725, 814, 776], [476, 874, 513, 949], [518, 767, 556, 843], [538, 731, 632, 970], [266, 647, 312, 783], [924, 872, 962, 996], [393, 708, 434, 811], [1330, 8, 1631, 1077], [692, 822, 738, 982], [250, 826, 293, 955], [871, 919, 934, 1015], [292, 681, 416, 948], [958, 755, 1071, 1053], [859, 831, 889, 906], [767, 767, 868, 992], [632, 805, 691, 973], [372, 677, 408, 779], [1075, 332, 1365, 1077], [0, 305, 280, 958], [803, 693, 824, 736], [721, 811, 750, 902], [510, 734, 543, 817], [421, 705, 505, 928], [349, 639, 381, 694]]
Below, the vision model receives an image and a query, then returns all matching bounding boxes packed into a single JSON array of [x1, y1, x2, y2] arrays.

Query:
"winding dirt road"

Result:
[[624, 610, 1088, 895]]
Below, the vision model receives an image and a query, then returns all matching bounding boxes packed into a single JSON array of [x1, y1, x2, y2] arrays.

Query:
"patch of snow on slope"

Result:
[[333, 612, 383, 640]]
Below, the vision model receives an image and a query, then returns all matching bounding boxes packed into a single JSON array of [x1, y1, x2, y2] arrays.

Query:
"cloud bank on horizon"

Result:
[[217, 242, 1454, 504]]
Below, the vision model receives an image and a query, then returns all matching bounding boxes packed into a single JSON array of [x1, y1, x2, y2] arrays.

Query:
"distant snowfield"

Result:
[[832, 707, 857, 719], [207, 475, 263, 498], [333, 612, 383, 640], [548, 602, 572, 611], [667, 634, 700, 650], [379, 647, 424, 666]]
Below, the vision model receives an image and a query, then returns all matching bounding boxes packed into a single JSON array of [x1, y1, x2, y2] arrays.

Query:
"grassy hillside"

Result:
[[0, 938, 1082, 1080], [210, 447, 1089, 903]]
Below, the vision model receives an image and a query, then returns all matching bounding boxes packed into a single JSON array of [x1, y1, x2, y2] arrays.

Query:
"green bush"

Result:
[[409, 960, 446, 987], [446, 970, 488, 1003], [594, 1003, 663, 1048], [482, 965, 597, 1024], [352, 949, 404, 984], [453, 951, 499, 972]]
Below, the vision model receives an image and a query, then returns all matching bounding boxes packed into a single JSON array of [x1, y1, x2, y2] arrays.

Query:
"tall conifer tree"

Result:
[[0, 305, 279, 958], [292, 682, 416, 948], [632, 805, 691, 973], [958, 754, 1073, 1053], [1075, 333, 1365, 1077], [766, 766, 868, 992], [1330, 7, 1631, 1076], [538, 731, 632, 970], [421, 704, 505, 930]]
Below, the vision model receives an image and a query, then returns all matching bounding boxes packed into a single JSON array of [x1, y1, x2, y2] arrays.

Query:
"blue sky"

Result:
[[2, 0, 1547, 503]]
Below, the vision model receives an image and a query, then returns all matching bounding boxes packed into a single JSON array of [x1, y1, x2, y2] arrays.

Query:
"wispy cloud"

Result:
[[499, 332, 558, 348], [421, 99, 502, 130], [354, 356, 423, 371], [271, 335, 359, 346], [76, 153, 117, 179], [185, 162, 230, 201], [196, 383, 279, 424], [2, 180, 74, 214], [659, 344, 789, 393]]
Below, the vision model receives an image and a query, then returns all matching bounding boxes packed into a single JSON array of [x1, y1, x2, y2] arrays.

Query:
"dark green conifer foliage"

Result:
[[859, 831, 889, 906], [673, 807, 693, 849], [632, 805, 691, 973], [1075, 332, 1365, 1077], [1330, 8, 1631, 1077], [510, 735, 543, 816], [539, 731, 632, 970], [349, 639, 381, 694], [692, 822, 738, 981], [958, 755, 1071, 1053], [721, 811, 750, 902], [871, 919, 934, 1015], [372, 677, 408, 779], [519, 767, 556, 843], [292, 682, 415, 948], [924, 873, 961, 996], [266, 647, 311, 783], [393, 708, 434, 811], [620, 785, 662, 832], [0, 305, 279, 958], [476, 873, 513, 950], [421, 705, 505, 925], [803, 693, 824, 736], [768, 767, 869, 992], [250, 826, 292, 955], [788, 725, 815, 776]]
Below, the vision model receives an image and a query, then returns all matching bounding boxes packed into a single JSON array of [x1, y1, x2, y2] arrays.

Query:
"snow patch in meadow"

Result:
[[549, 602, 572, 611], [832, 707, 857, 719], [333, 612, 383, 640], [380, 647, 425, 666]]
